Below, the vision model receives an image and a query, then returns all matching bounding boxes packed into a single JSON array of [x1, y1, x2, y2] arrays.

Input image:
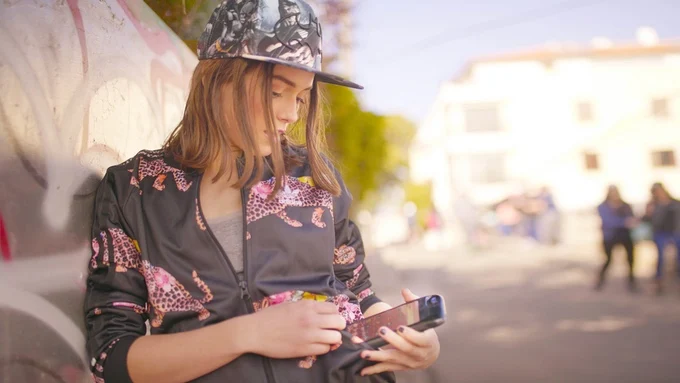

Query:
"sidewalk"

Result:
[[364, 238, 680, 383]]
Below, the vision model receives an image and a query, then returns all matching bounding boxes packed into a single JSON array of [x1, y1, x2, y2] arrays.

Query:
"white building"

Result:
[[412, 28, 680, 217]]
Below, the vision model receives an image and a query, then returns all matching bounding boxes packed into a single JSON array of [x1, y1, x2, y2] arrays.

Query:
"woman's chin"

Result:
[[258, 145, 273, 157]]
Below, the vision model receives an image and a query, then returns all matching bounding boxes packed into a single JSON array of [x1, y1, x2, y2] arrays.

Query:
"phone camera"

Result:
[[428, 297, 439, 305]]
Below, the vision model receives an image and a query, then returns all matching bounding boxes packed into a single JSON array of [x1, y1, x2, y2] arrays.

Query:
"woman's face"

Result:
[[651, 185, 668, 201], [607, 186, 621, 202], [226, 64, 314, 156]]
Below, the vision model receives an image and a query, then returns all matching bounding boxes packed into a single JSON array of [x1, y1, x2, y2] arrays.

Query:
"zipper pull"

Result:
[[238, 276, 250, 300]]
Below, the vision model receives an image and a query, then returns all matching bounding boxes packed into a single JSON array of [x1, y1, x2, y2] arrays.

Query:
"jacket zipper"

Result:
[[239, 186, 277, 383], [197, 173, 276, 383]]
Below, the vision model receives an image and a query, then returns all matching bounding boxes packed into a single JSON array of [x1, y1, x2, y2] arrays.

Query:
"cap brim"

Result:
[[240, 54, 363, 90]]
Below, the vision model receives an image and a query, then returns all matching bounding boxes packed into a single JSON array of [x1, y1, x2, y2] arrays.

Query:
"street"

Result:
[[366, 237, 680, 383]]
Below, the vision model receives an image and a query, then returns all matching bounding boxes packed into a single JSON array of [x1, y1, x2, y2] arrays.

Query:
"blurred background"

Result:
[[1, 0, 679, 382]]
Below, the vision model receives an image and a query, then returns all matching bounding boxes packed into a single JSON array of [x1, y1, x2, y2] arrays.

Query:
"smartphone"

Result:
[[347, 295, 446, 348]]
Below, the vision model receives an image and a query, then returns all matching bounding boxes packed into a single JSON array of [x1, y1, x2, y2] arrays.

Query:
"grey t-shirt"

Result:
[[207, 211, 244, 274]]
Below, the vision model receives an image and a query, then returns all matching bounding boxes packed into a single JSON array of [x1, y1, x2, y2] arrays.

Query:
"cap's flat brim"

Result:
[[240, 54, 363, 90]]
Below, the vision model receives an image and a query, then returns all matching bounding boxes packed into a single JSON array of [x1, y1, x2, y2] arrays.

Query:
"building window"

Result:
[[584, 152, 599, 170], [463, 103, 501, 132], [652, 150, 676, 167], [652, 98, 669, 118], [577, 102, 594, 122], [469, 154, 506, 183]]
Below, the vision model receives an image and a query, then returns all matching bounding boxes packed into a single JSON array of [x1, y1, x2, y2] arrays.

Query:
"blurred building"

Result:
[[411, 28, 680, 216]]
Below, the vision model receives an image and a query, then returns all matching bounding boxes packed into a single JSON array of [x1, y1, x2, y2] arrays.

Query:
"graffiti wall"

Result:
[[0, 1, 197, 381]]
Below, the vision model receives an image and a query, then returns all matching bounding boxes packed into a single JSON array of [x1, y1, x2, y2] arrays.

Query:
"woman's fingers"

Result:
[[374, 327, 419, 356], [312, 301, 341, 314], [361, 362, 407, 376], [315, 312, 347, 330], [401, 288, 419, 302], [310, 329, 342, 345], [395, 326, 433, 347]]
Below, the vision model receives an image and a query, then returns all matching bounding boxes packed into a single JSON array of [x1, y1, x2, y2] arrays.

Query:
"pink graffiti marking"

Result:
[[0, 213, 11, 262], [115, 0, 181, 57], [66, 0, 88, 74]]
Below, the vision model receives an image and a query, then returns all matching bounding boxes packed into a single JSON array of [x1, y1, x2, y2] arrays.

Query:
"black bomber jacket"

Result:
[[84, 148, 395, 383]]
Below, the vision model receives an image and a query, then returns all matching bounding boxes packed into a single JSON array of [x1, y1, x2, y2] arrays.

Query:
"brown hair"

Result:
[[164, 58, 341, 196]]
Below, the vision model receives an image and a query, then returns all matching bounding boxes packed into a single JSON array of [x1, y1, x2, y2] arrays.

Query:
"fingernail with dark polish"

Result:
[[379, 328, 387, 335], [398, 326, 405, 333], [363, 353, 370, 360]]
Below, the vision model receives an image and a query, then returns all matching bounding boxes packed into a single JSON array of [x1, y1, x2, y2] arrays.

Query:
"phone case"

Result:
[[365, 317, 445, 349]]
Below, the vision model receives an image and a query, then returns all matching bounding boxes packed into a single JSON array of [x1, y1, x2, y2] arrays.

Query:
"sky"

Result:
[[349, 0, 680, 126]]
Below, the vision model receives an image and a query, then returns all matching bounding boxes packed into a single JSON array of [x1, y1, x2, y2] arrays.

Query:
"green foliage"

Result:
[[404, 181, 433, 229], [144, 0, 220, 52], [381, 115, 416, 183], [323, 86, 387, 206]]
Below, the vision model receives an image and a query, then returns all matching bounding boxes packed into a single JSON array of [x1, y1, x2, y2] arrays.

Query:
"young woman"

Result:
[[643, 182, 680, 293], [83, 1, 440, 382], [595, 185, 636, 291]]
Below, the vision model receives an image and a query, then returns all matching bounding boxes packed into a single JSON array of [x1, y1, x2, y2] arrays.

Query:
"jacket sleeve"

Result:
[[84, 169, 147, 383], [332, 170, 382, 313]]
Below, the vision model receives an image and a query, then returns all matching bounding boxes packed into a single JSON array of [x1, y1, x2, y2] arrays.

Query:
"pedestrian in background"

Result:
[[643, 182, 680, 294], [596, 185, 636, 291]]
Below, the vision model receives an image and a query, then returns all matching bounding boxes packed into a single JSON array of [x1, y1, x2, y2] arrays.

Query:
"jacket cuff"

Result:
[[103, 336, 137, 383], [359, 293, 382, 313]]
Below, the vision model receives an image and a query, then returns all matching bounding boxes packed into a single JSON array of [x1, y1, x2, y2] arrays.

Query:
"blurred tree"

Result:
[[404, 181, 433, 230], [308, 0, 353, 72], [382, 115, 417, 184], [323, 86, 387, 210], [145, 0, 219, 52]]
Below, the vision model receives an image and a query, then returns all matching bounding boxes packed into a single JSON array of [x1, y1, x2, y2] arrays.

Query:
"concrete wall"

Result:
[[0, 1, 196, 381]]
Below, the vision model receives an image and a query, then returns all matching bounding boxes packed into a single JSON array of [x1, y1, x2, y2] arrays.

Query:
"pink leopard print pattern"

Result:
[[357, 288, 375, 303], [276, 210, 302, 227], [344, 264, 364, 289], [142, 261, 213, 328], [91, 228, 141, 272], [312, 208, 326, 228], [195, 199, 207, 231], [90, 228, 214, 328], [252, 290, 364, 369], [333, 245, 356, 265], [247, 176, 333, 227], [91, 337, 122, 383], [129, 151, 192, 192]]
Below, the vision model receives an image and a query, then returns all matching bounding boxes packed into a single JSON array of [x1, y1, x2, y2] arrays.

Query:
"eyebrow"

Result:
[[273, 75, 313, 91]]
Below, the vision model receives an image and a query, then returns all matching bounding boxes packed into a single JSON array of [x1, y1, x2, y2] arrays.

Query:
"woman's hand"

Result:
[[244, 300, 346, 359], [358, 289, 441, 376]]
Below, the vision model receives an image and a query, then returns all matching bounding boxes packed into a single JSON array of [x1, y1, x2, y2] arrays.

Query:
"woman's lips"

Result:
[[266, 128, 286, 136]]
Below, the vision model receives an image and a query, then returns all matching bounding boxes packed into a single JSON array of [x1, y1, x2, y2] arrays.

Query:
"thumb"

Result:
[[401, 288, 419, 302]]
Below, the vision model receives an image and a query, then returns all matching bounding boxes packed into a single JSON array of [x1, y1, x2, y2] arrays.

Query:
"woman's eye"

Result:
[[272, 91, 282, 98]]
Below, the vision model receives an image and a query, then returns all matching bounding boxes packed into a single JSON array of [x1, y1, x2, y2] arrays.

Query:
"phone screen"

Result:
[[347, 300, 421, 340]]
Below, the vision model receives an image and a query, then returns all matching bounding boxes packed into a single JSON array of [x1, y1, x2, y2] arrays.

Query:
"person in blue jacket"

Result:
[[596, 185, 636, 291], [643, 182, 680, 294]]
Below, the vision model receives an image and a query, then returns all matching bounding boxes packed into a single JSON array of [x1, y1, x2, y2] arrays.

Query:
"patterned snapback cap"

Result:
[[197, 0, 362, 89]]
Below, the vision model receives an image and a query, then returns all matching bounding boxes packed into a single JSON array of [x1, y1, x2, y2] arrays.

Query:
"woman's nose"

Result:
[[277, 98, 299, 125]]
